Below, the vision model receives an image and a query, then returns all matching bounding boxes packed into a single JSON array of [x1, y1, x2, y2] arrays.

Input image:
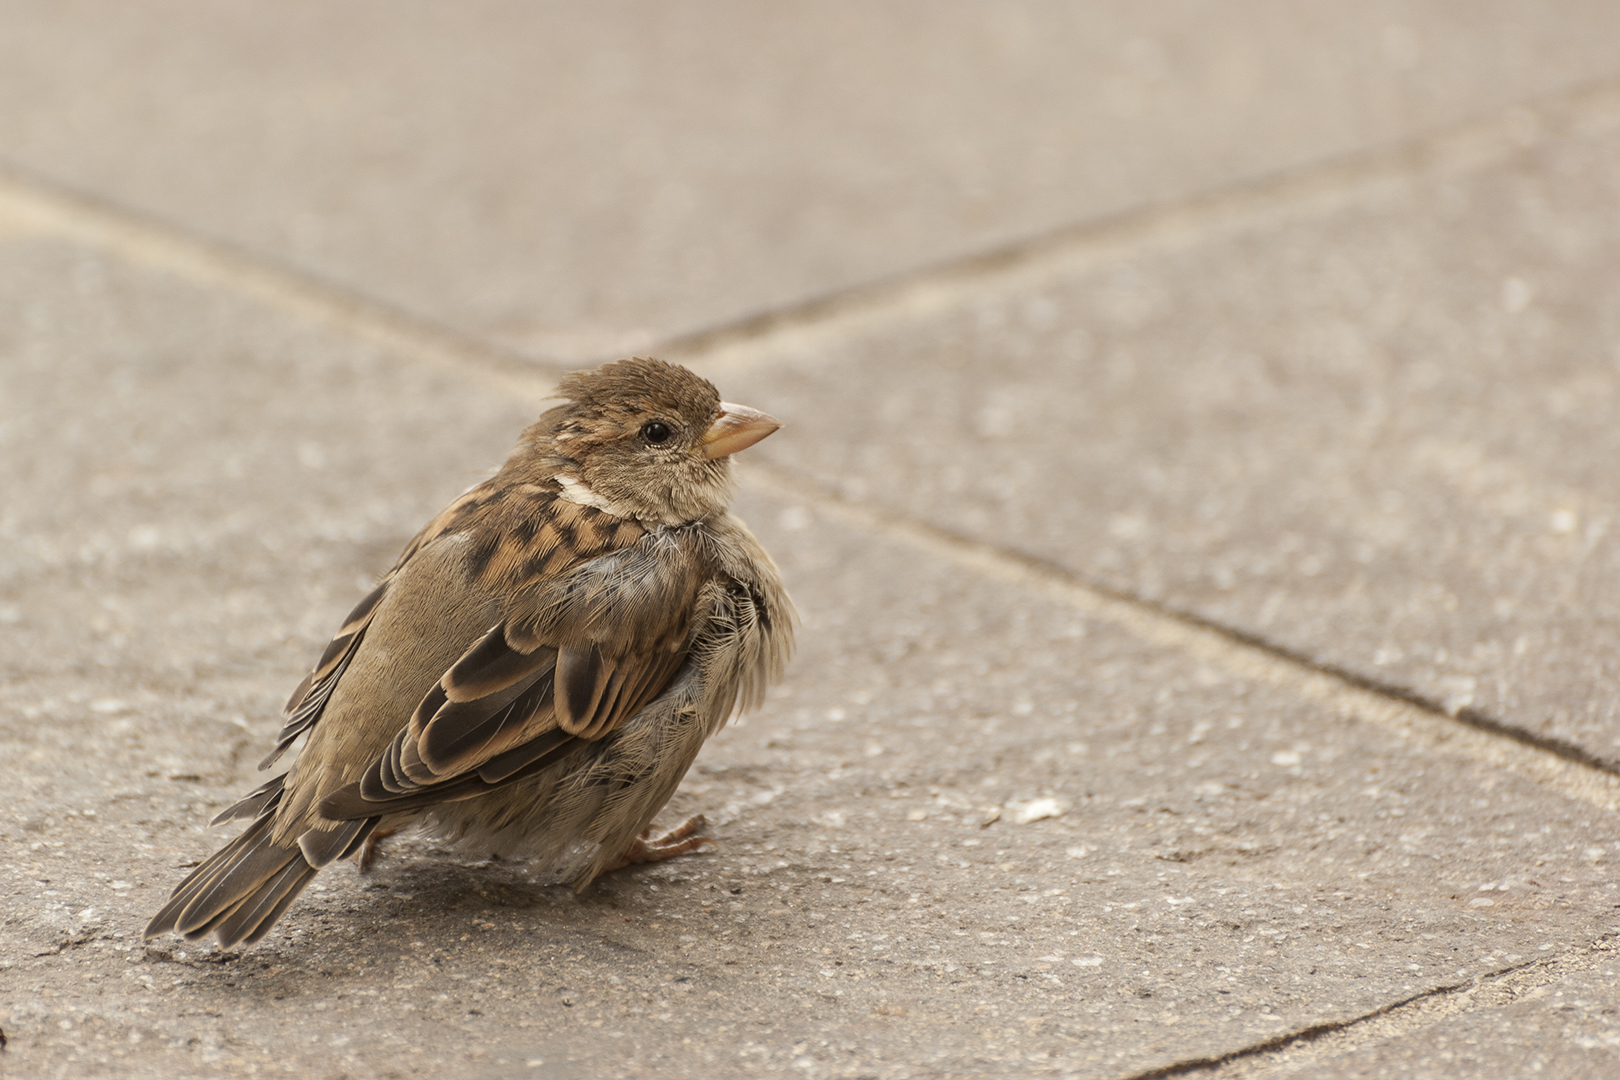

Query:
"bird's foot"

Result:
[[355, 827, 398, 873], [605, 815, 715, 874]]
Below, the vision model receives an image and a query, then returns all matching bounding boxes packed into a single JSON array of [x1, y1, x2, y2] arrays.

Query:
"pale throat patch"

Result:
[[553, 472, 684, 525], [553, 473, 628, 514]]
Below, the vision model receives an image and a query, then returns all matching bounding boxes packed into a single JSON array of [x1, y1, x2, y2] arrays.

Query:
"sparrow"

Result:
[[146, 357, 793, 948]]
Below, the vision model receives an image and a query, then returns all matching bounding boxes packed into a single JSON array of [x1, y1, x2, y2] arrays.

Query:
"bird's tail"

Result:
[[144, 775, 377, 948]]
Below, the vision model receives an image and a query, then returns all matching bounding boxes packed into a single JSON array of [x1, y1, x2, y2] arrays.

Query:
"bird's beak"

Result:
[[702, 402, 782, 459]]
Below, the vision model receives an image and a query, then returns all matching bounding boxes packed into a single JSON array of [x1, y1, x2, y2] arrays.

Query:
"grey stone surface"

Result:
[[730, 105, 1620, 770], [4, 2, 1620, 357], [3, 237, 1620, 1078], [1262, 960, 1620, 1079], [6, 6, 1620, 1079]]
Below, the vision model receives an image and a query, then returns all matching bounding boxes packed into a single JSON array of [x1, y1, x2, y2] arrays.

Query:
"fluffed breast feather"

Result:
[[693, 513, 793, 718]]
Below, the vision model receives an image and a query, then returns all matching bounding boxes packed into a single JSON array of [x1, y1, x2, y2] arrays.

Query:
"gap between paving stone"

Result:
[[742, 463, 1620, 814], [1121, 934, 1620, 1080], [661, 73, 1620, 378], [0, 158, 550, 392]]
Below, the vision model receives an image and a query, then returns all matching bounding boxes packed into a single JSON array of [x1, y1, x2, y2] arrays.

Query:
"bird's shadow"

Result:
[[138, 841, 675, 990]]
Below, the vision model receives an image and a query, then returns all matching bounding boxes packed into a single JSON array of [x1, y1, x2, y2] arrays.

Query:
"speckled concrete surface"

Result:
[[3, 6, 1620, 1079], [1261, 956, 1620, 1079]]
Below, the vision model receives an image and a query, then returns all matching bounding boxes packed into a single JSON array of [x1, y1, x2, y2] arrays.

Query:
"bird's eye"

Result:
[[640, 420, 673, 445]]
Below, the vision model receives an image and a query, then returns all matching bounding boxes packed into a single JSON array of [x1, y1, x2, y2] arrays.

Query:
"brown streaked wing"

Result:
[[260, 479, 510, 770], [394, 622, 563, 774], [386, 481, 501, 573], [332, 622, 563, 812], [408, 651, 559, 777], [555, 642, 609, 734], [318, 511, 696, 821], [319, 631, 687, 821], [260, 578, 389, 768], [554, 642, 688, 741], [439, 622, 559, 703]]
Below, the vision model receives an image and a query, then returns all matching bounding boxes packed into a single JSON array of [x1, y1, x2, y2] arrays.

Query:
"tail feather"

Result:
[[210, 774, 287, 826], [144, 811, 313, 946], [242, 869, 318, 947], [297, 817, 378, 869], [212, 857, 320, 948], [146, 814, 272, 939], [173, 841, 302, 937], [179, 889, 260, 944]]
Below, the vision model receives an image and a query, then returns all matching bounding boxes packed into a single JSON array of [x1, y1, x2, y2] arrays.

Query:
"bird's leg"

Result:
[[604, 814, 715, 874], [354, 827, 398, 873]]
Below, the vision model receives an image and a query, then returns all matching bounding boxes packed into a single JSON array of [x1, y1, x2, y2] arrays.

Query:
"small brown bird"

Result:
[[146, 358, 793, 947]]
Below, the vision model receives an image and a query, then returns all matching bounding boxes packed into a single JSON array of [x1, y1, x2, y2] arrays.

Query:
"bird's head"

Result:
[[531, 357, 780, 526]]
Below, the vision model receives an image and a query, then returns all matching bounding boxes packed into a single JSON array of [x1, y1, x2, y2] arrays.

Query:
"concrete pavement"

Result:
[[3, 4, 1620, 1077]]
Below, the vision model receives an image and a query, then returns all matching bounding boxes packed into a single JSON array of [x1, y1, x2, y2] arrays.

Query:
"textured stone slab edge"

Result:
[[0, 158, 554, 389], [1116, 935, 1620, 1080], [744, 461, 1620, 819], [674, 73, 1620, 379]]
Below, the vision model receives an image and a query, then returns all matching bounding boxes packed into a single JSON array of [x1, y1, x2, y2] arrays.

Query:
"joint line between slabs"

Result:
[[1113, 935, 1619, 1079], [0, 157, 566, 394], [741, 461, 1620, 815], [659, 74, 1620, 376]]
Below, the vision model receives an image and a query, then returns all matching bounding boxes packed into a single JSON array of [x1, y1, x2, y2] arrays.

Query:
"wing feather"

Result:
[[259, 479, 512, 770], [318, 530, 707, 821], [260, 580, 390, 768], [555, 642, 610, 734]]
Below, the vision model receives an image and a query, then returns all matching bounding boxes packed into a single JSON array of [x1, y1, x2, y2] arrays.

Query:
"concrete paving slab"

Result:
[[4, 237, 1619, 1077], [1253, 948, 1620, 1079], [722, 105, 1620, 770], [5, 2, 1620, 358], [0, 238, 538, 695]]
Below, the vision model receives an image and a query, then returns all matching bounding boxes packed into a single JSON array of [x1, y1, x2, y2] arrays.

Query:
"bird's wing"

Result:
[[259, 580, 387, 768], [318, 528, 706, 820], [257, 483, 505, 770]]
